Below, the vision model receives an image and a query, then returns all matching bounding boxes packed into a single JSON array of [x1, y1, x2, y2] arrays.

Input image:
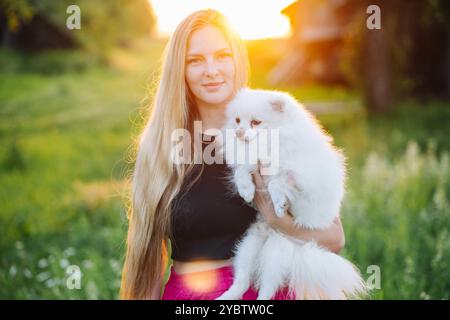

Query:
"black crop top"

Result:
[[169, 135, 258, 262]]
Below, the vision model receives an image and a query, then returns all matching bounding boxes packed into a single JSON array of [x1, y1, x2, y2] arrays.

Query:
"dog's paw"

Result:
[[267, 183, 289, 217], [273, 197, 288, 217], [237, 181, 255, 203]]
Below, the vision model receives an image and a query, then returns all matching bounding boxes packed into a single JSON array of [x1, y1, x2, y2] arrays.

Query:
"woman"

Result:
[[120, 9, 345, 300]]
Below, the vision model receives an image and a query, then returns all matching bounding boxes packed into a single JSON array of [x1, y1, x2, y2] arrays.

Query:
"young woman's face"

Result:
[[185, 25, 236, 108]]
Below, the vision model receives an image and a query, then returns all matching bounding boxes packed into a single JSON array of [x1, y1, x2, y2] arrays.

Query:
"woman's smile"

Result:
[[202, 81, 225, 91]]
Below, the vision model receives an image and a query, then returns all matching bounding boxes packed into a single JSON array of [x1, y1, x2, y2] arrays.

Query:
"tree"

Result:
[[0, 0, 157, 52], [342, 0, 450, 112]]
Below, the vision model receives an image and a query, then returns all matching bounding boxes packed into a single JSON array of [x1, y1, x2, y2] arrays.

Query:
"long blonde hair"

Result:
[[120, 9, 249, 299]]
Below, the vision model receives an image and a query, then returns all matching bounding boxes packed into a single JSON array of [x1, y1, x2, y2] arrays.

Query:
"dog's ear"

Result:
[[270, 99, 285, 112]]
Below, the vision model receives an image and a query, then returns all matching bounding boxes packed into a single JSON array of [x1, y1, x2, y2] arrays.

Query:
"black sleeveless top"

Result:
[[169, 134, 258, 262]]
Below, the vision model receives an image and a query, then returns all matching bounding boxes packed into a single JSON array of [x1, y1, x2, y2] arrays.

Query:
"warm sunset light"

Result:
[[150, 0, 296, 40], [181, 268, 220, 294]]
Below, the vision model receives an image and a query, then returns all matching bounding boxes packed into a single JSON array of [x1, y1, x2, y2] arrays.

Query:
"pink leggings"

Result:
[[161, 265, 295, 300]]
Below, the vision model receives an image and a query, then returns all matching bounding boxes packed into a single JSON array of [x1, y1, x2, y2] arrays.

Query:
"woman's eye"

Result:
[[235, 117, 240, 124], [187, 58, 201, 64], [218, 53, 232, 59], [251, 120, 261, 126]]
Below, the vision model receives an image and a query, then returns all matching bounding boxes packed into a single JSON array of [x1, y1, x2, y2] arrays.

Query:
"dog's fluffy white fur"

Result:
[[216, 88, 367, 300]]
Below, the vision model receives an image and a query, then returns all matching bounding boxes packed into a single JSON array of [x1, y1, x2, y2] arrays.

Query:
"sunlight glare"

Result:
[[150, 0, 296, 40]]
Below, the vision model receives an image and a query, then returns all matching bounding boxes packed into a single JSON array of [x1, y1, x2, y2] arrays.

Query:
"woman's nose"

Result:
[[204, 59, 219, 77]]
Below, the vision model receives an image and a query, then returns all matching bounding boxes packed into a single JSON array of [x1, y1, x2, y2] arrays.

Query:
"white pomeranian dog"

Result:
[[216, 88, 367, 300]]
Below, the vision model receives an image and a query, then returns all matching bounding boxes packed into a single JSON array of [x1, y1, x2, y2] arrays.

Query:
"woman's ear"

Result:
[[270, 99, 285, 112]]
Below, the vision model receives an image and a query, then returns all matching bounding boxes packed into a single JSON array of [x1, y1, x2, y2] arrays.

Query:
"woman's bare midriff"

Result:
[[172, 258, 233, 274]]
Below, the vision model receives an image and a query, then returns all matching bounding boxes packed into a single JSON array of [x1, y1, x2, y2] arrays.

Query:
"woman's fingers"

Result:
[[253, 160, 270, 188], [252, 169, 265, 189]]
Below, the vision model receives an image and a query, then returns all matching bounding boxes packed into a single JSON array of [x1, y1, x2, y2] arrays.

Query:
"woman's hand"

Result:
[[251, 169, 346, 254], [251, 168, 292, 227]]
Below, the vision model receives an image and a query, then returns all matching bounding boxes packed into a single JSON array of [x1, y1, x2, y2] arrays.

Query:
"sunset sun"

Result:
[[150, 0, 296, 39]]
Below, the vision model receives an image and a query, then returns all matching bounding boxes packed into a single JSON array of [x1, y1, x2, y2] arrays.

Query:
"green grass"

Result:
[[0, 43, 163, 299], [0, 40, 449, 299]]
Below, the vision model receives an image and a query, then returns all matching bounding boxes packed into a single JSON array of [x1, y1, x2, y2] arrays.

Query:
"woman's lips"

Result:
[[202, 82, 224, 91]]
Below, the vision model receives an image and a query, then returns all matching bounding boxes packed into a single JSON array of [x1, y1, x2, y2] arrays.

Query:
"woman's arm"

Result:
[[252, 170, 345, 254], [270, 214, 345, 254]]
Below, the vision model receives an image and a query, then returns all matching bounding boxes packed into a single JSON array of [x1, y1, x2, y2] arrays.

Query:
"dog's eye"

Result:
[[251, 120, 261, 126], [235, 117, 240, 124]]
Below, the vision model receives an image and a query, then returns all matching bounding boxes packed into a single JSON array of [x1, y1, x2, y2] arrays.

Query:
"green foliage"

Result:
[[2, 140, 26, 171], [1, 0, 156, 54], [0, 48, 22, 73], [0, 48, 104, 74], [341, 140, 450, 299], [24, 50, 103, 75], [0, 0, 34, 31]]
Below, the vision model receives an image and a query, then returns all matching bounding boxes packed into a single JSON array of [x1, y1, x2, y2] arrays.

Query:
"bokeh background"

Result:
[[0, 0, 449, 299]]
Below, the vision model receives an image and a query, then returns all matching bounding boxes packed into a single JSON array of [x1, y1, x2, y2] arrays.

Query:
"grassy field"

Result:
[[0, 39, 449, 299]]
